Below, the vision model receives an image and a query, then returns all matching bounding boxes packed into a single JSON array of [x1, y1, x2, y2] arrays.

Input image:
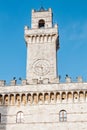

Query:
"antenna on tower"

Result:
[[40, 0, 43, 7], [40, 0, 45, 11]]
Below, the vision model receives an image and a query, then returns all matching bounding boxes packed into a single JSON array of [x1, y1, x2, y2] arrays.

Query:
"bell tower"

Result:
[[24, 8, 59, 83]]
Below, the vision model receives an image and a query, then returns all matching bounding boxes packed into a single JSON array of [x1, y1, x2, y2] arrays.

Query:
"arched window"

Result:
[[38, 19, 45, 28], [16, 111, 24, 123], [59, 110, 67, 122]]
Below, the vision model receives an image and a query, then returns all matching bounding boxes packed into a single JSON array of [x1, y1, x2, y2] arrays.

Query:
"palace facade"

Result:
[[0, 7, 87, 130]]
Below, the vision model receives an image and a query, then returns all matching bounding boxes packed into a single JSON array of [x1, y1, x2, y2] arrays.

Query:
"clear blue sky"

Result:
[[0, 0, 87, 83]]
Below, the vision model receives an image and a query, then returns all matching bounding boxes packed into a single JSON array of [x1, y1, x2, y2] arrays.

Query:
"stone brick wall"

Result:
[[0, 100, 87, 130], [0, 83, 87, 130]]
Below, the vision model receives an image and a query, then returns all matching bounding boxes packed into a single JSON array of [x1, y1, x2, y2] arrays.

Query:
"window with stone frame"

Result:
[[59, 110, 67, 122], [16, 111, 24, 123]]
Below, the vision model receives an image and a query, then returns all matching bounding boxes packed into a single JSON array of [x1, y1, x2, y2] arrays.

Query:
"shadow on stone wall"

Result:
[[0, 106, 7, 130]]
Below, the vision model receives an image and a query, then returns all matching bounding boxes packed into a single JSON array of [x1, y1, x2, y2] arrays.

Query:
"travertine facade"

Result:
[[25, 8, 59, 83], [0, 7, 87, 130]]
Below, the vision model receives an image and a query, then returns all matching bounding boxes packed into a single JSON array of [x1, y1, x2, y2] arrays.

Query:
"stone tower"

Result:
[[25, 8, 59, 83]]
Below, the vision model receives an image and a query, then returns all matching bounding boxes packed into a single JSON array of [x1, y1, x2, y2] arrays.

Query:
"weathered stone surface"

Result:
[[25, 8, 59, 83]]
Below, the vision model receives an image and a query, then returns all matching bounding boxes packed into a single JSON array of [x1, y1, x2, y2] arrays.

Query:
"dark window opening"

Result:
[[39, 20, 45, 28]]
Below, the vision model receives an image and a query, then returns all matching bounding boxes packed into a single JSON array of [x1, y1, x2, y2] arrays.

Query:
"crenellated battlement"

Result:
[[0, 76, 87, 106], [24, 25, 58, 45], [0, 76, 84, 87], [32, 8, 52, 13]]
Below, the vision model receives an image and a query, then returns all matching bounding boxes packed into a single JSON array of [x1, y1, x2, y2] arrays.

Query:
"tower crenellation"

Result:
[[0, 76, 85, 86]]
